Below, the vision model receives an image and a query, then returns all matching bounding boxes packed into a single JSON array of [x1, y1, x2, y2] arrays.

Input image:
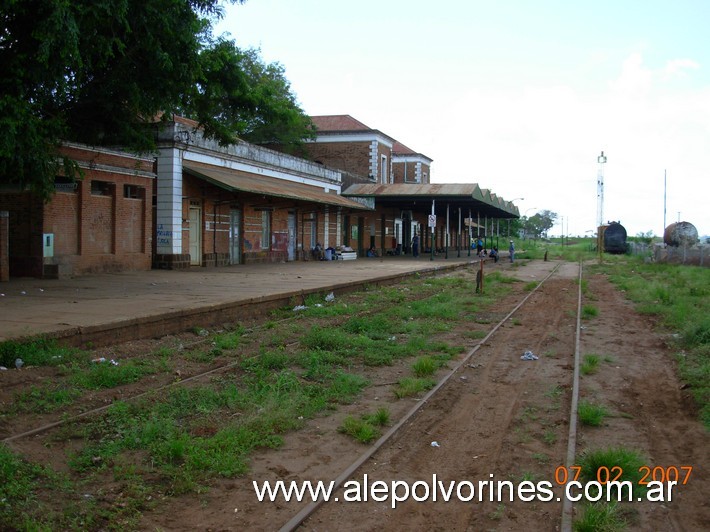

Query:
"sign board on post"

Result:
[[428, 214, 437, 228]]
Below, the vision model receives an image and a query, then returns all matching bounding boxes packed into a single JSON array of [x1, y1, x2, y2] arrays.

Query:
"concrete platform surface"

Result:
[[0, 255, 481, 345]]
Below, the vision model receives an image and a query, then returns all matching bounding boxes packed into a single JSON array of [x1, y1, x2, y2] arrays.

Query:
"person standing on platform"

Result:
[[509, 240, 515, 263], [412, 233, 420, 258]]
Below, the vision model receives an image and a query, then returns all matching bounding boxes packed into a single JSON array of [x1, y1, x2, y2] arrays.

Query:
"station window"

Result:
[[90, 180, 111, 196], [124, 184, 142, 199], [54, 176, 78, 193]]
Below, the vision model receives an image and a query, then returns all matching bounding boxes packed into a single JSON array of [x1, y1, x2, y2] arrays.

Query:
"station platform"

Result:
[[0, 254, 485, 347]]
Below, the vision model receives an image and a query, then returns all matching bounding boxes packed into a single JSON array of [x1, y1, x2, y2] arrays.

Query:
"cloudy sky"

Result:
[[215, 0, 709, 237]]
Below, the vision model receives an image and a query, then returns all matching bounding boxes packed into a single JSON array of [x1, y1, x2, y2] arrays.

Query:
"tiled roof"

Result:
[[392, 141, 416, 155], [310, 115, 373, 132]]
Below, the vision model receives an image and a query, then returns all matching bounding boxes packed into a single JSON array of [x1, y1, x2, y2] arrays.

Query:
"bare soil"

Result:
[[1, 260, 707, 531]]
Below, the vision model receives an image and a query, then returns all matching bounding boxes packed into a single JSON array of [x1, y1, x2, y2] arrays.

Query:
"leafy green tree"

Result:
[[524, 210, 558, 239], [182, 42, 315, 152], [634, 230, 655, 244], [1, 0, 314, 199]]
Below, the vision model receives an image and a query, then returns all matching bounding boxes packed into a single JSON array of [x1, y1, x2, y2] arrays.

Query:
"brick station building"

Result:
[[0, 143, 154, 278], [152, 116, 371, 269]]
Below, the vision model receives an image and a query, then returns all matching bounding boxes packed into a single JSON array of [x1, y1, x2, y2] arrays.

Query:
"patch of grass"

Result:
[[582, 304, 599, 319], [465, 330, 488, 339], [577, 447, 647, 498], [578, 400, 609, 426], [486, 271, 518, 284], [0, 338, 84, 368], [489, 503, 505, 520], [581, 354, 601, 376], [394, 377, 436, 398], [342, 314, 396, 338], [300, 326, 352, 352], [519, 471, 538, 482], [71, 359, 153, 389], [338, 415, 381, 443], [412, 356, 437, 377], [212, 327, 245, 350], [362, 350, 394, 367], [12, 385, 81, 413], [599, 259, 710, 427], [533, 453, 551, 464], [241, 349, 290, 373], [296, 350, 349, 382], [542, 430, 557, 445], [0, 443, 63, 529], [520, 405, 539, 422], [363, 407, 390, 427], [524, 281, 538, 291], [573, 502, 626, 532], [544, 385, 563, 399]]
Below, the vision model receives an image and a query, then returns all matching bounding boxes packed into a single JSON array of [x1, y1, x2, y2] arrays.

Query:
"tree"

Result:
[[524, 210, 558, 239], [0, 0, 314, 199], [181, 42, 316, 152]]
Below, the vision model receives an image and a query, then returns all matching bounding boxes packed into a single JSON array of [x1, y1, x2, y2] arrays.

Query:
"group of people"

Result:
[[473, 237, 515, 263], [335, 234, 516, 263]]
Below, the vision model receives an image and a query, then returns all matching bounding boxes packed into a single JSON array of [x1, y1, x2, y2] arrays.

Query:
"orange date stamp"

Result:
[[553, 465, 693, 485]]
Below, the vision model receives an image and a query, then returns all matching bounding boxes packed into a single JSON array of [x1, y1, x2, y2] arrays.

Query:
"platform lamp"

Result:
[[507, 197, 524, 237]]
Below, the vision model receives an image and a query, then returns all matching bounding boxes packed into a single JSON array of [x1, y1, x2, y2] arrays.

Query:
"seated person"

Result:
[[367, 246, 377, 257], [489, 247, 499, 262], [312, 242, 324, 260]]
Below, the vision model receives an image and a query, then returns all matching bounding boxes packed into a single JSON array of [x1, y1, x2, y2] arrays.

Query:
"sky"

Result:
[[214, 0, 709, 238]]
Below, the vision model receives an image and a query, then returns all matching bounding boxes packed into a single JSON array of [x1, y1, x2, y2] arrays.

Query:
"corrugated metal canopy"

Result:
[[183, 161, 371, 211], [342, 183, 520, 218]]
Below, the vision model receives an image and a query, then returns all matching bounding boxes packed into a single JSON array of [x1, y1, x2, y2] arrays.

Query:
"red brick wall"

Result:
[[421, 163, 431, 184], [305, 141, 372, 179], [376, 143, 393, 184], [183, 174, 233, 263], [392, 161, 431, 184], [84, 190, 114, 255], [60, 145, 154, 175], [0, 145, 155, 278], [182, 174, 294, 265], [243, 205, 289, 263], [45, 191, 80, 255]]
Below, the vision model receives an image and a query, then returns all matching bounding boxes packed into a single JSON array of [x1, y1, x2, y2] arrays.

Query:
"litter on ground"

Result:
[[520, 350, 539, 361]]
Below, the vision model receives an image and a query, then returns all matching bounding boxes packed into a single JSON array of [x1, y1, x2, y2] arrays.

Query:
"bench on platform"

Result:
[[335, 251, 357, 260]]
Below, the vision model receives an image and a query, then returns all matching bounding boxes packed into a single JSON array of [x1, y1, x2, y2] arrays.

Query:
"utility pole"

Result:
[[596, 151, 607, 263], [596, 151, 607, 229]]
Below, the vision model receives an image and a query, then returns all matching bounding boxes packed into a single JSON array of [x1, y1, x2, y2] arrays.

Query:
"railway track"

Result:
[[2, 260, 592, 530], [279, 261, 585, 531]]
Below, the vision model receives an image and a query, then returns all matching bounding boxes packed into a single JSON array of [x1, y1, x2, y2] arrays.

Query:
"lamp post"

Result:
[[596, 151, 607, 229]]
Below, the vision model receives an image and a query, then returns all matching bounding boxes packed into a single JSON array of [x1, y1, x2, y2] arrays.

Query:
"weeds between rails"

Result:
[[0, 268, 521, 530]]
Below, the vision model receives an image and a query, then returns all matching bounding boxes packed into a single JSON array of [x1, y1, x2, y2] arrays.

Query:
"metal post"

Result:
[[445, 203, 450, 259], [467, 209, 472, 257], [457, 208, 461, 258], [430, 200, 435, 261]]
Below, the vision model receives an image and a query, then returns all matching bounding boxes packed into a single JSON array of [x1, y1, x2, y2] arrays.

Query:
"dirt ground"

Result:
[[2, 259, 708, 531]]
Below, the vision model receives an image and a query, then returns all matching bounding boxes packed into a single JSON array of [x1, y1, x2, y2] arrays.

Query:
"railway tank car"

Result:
[[664, 221, 698, 247], [603, 221, 628, 254]]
